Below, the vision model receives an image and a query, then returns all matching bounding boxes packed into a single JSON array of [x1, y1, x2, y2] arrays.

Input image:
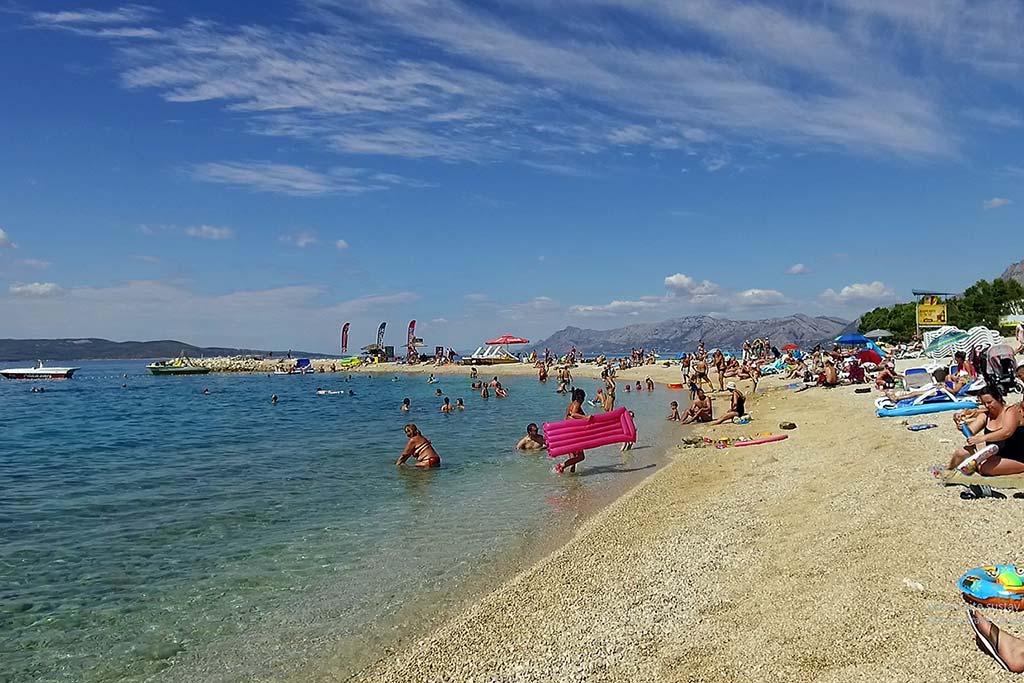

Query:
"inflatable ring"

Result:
[[959, 565, 1024, 610]]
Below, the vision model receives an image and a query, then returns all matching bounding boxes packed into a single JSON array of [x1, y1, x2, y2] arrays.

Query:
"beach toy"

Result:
[[961, 423, 974, 439], [876, 401, 978, 418], [733, 434, 788, 447], [666, 383, 685, 390], [544, 407, 637, 457], [956, 444, 1000, 475], [907, 423, 937, 431], [959, 565, 1024, 610]]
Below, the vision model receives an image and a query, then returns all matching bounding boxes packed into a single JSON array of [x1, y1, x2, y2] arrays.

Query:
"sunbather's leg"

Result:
[[978, 456, 1024, 477], [971, 609, 1024, 672]]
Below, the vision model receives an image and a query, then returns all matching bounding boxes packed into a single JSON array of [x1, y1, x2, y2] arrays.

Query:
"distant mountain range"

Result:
[[0, 338, 328, 362], [1001, 258, 1024, 287], [532, 314, 851, 354]]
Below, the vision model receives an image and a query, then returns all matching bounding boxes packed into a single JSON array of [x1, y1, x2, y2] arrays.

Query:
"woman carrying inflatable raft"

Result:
[[947, 385, 1024, 476]]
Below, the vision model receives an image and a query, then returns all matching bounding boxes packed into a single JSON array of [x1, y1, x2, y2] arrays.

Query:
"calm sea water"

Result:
[[0, 361, 673, 682]]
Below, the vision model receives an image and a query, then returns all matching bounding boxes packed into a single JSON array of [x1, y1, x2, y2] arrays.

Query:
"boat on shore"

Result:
[[273, 358, 314, 375], [147, 355, 212, 376], [0, 360, 80, 380]]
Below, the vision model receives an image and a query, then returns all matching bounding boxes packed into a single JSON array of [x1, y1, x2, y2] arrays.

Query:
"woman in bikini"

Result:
[[396, 423, 441, 468], [949, 386, 1024, 475]]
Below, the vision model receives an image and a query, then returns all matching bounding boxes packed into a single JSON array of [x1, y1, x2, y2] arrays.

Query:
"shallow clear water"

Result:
[[0, 362, 672, 682]]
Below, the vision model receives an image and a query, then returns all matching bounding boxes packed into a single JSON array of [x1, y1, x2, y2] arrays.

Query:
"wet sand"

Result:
[[356, 375, 1018, 681]]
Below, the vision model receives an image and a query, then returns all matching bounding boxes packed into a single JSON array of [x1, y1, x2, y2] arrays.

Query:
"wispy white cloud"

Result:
[[22, 259, 51, 270], [733, 288, 789, 306], [334, 239, 349, 250], [280, 232, 318, 248], [820, 281, 895, 305], [132, 254, 161, 263], [9, 282, 64, 297], [500, 296, 560, 319], [0, 228, 14, 248], [983, 197, 1012, 210], [786, 263, 810, 275], [190, 161, 430, 196], [184, 225, 234, 240], [32, 0, 1008, 179], [32, 5, 155, 25]]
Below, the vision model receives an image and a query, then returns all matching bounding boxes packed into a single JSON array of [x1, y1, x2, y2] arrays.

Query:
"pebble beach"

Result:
[[349, 362, 1021, 682]]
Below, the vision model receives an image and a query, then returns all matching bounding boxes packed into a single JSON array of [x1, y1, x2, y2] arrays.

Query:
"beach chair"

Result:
[[903, 367, 931, 391]]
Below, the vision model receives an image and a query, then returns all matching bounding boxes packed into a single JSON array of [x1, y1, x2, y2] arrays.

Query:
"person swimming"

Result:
[[435, 388, 443, 396], [401, 397, 411, 411], [396, 423, 440, 468], [516, 423, 546, 451], [494, 382, 508, 398], [427, 374, 437, 384], [456, 398, 465, 410], [480, 384, 489, 399], [441, 397, 454, 413], [271, 394, 279, 405]]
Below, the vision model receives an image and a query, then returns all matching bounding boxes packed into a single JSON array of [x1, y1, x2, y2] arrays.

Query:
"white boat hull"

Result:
[[1, 367, 79, 380]]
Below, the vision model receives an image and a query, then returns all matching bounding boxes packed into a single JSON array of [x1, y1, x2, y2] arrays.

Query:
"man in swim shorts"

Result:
[[516, 423, 546, 451], [681, 389, 713, 424]]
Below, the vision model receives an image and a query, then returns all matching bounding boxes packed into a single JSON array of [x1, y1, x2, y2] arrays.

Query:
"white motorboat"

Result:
[[1, 360, 80, 380]]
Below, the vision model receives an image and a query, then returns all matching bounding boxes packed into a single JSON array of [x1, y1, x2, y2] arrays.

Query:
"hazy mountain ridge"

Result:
[[1000, 259, 1024, 287], [0, 338, 326, 362], [533, 314, 850, 353]]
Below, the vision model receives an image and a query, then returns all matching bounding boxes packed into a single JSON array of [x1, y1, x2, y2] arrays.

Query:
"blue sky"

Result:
[[1, 1, 1023, 351]]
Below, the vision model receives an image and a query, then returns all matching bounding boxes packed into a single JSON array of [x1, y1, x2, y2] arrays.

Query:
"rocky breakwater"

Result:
[[191, 357, 352, 373]]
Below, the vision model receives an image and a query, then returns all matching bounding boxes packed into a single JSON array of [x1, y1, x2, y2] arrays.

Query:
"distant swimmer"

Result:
[[480, 384, 489, 399], [645, 377, 655, 392], [441, 397, 454, 413], [203, 388, 210, 395], [271, 394, 279, 405], [396, 424, 440, 468], [30, 386, 45, 393], [516, 423, 546, 451], [348, 389, 355, 396], [471, 381, 483, 390], [470, 367, 478, 379], [434, 388, 443, 396], [456, 398, 465, 410], [427, 374, 437, 384], [494, 382, 508, 398], [402, 397, 411, 412], [489, 376, 499, 387]]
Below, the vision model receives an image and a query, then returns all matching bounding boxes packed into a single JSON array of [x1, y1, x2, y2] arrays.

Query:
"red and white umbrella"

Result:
[[486, 334, 530, 345]]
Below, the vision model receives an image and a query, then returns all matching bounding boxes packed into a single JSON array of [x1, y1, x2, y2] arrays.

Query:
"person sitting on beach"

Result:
[[396, 424, 441, 468], [874, 361, 897, 389], [953, 351, 976, 379], [711, 382, 747, 425], [516, 423, 546, 451], [555, 388, 589, 474], [441, 397, 454, 413], [681, 389, 713, 424], [948, 385, 1024, 475], [456, 398, 465, 410], [667, 401, 680, 421], [401, 397, 411, 411], [495, 382, 508, 398], [821, 359, 839, 388]]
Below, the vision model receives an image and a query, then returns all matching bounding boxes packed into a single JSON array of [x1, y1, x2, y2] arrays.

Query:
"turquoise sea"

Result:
[[0, 361, 674, 682]]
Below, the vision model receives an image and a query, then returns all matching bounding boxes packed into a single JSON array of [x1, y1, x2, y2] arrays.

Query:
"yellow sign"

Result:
[[917, 303, 947, 326]]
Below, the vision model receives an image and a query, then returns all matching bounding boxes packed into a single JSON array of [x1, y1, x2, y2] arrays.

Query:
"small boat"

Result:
[[1, 360, 80, 380], [147, 354, 211, 376]]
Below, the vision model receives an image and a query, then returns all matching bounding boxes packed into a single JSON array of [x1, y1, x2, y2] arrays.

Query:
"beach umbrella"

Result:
[[781, 343, 799, 352], [856, 349, 882, 365], [835, 333, 870, 345], [923, 331, 969, 357], [864, 329, 893, 340], [486, 334, 530, 345]]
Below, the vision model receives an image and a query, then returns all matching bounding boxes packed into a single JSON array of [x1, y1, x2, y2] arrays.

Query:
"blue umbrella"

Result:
[[835, 333, 870, 345]]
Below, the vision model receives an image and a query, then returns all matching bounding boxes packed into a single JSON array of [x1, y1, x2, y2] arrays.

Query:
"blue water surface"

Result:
[[0, 362, 672, 682]]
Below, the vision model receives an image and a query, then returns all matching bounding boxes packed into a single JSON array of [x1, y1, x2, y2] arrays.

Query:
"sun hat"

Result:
[[726, 381, 736, 390]]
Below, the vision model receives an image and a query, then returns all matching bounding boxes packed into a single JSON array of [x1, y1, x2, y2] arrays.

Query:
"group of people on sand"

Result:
[[667, 381, 747, 426]]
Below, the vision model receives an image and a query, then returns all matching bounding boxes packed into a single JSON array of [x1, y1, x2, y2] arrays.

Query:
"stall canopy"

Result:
[[486, 334, 530, 345]]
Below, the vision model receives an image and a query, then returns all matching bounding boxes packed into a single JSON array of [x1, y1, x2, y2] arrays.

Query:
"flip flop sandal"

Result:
[[968, 609, 1011, 671], [960, 485, 1006, 499]]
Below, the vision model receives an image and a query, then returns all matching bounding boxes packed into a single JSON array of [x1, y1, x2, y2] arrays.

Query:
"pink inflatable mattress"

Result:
[[544, 407, 637, 457]]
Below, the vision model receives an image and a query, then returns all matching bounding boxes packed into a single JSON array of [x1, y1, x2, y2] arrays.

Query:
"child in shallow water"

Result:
[[667, 401, 680, 421]]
